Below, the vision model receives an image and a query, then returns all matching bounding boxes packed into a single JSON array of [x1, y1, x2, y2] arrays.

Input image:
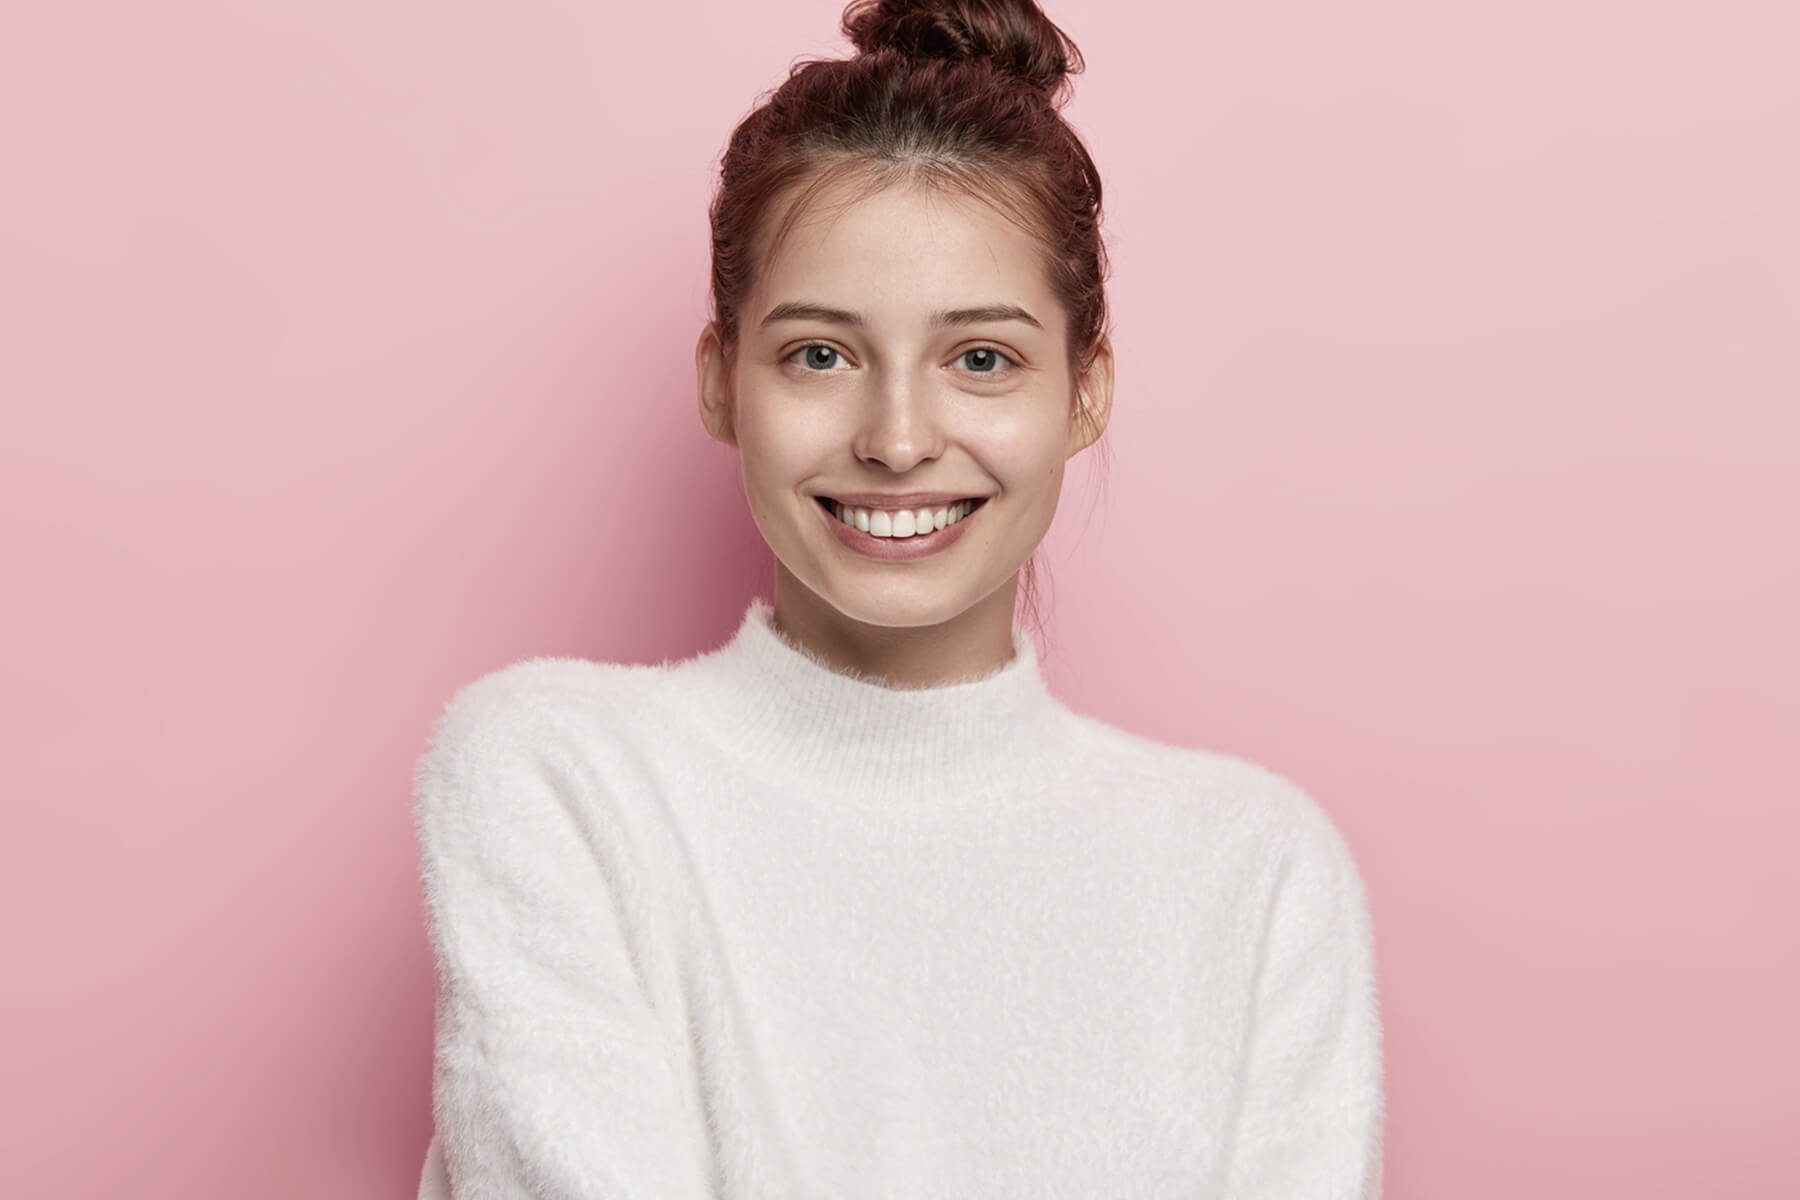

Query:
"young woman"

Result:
[[415, 1, 1384, 1197]]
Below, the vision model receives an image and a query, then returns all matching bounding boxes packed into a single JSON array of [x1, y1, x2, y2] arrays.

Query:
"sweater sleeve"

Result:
[[1224, 794, 1386, 1199], [414, 665, 716, 1199]]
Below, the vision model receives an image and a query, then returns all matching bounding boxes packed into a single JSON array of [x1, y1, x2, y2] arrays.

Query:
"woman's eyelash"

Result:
[[788, 344, 1017, 374]]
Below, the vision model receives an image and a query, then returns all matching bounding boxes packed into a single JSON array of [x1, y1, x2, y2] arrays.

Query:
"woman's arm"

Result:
[[1224, 795, 1386, 1198], [415, 665, 715, 1199]]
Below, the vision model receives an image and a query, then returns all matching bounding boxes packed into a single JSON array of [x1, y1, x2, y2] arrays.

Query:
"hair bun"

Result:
[[841, 0, 1084, 101]]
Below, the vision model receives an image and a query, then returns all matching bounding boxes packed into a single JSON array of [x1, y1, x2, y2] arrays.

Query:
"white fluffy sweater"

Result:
[[414, 597, 1384, 1199]]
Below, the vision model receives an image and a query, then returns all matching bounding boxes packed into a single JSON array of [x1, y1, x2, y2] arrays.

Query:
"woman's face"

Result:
[[697, 178, 1111, 630]]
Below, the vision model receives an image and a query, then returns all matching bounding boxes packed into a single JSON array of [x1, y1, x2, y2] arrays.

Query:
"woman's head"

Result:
[[696, 0, 1112, 635]]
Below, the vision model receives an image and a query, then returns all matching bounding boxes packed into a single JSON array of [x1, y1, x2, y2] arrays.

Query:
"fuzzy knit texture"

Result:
[[413, 596, 1384, 1200]]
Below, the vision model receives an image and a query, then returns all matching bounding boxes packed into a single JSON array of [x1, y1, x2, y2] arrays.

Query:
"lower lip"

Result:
[[815, 497, 986, 561]]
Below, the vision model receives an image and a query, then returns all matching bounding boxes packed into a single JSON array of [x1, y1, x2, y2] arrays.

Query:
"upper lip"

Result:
[[817, 491, 988, 508]]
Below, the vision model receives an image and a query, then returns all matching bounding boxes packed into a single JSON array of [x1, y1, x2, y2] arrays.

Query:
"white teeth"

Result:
[[831, 498, 979, 538]]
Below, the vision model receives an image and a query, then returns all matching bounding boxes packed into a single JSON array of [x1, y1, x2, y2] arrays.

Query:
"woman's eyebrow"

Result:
[[760, 301, 1042, 331]]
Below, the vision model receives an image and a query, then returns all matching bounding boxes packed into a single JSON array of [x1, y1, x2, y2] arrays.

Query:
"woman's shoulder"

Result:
[[426, 653, 660, 733], [434, 652, 660, 714], [409, 654, 706, 867], [414, 654, 685, 792], [1061, 709, 1360, 867]]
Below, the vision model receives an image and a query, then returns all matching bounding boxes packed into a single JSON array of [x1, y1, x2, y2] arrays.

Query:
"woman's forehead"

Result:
[[753, 184, 1054, 324]]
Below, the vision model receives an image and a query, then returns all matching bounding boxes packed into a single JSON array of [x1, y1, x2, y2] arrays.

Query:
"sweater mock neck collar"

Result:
[[684, 596, 1069, 805]]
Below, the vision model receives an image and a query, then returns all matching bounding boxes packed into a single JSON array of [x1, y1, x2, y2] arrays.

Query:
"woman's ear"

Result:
[[695, 321, 737, 447], [1068, 335, 1115, 457]]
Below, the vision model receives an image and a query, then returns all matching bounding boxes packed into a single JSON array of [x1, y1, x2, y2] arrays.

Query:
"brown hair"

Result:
[[705, 0, 1112, 633]]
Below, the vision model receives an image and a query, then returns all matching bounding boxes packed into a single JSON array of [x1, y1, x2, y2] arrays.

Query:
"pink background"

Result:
[[4, 1, 1796, 1195]]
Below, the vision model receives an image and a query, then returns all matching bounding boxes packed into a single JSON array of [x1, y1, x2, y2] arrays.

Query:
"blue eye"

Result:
[[793, 344, 846, 371], [959, 346, 1013, 374]]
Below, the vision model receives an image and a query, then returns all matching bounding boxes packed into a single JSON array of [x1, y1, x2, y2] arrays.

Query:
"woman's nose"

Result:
[[852, 372, 945, 471]]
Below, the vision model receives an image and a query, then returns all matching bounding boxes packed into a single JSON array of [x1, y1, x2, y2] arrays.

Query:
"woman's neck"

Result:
[[769, 567, 1022, 690]]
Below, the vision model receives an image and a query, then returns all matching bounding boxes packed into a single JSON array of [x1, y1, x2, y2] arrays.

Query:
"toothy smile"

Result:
[[814, 495, 988, 539]]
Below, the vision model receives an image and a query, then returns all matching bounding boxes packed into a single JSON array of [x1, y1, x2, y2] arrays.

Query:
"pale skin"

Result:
[[695, 176, 1114, 688]]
